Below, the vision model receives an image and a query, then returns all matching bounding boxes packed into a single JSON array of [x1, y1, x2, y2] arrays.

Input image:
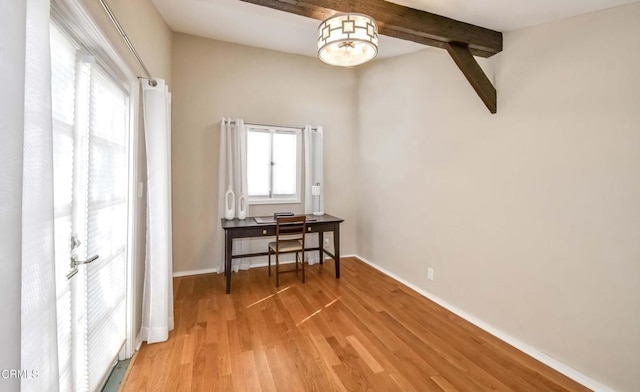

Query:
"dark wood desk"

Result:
[[220, 214, 344, 294]]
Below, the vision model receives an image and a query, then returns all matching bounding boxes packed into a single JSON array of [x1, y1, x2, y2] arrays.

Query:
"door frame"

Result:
[[51, 0, 141, 362], [124, 72, 140, 359]]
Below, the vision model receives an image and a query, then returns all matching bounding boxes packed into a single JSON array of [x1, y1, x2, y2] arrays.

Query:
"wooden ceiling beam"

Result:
[[239, 0, 503, 57], [240, 0, 501, 113], [446, 43, 496, 114]]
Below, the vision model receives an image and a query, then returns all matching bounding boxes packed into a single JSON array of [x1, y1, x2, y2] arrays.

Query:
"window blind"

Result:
[[85, 64, 129, 392]]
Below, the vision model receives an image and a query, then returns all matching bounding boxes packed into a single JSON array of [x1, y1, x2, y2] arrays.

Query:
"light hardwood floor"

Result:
[[121, 257, 590, 392]]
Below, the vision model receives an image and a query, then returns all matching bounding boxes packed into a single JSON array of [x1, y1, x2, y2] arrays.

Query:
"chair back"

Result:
[[275, 215, 306, 249]]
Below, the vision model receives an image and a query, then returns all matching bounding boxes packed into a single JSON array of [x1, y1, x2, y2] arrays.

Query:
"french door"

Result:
[[51, 21, 131, 391]]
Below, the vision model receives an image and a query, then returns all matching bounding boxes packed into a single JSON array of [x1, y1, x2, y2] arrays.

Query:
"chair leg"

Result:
[[295, 252, 299, 276], [275, 251, 280, 287], [302, 251, 305, 284], [268, 249, 271, 277]]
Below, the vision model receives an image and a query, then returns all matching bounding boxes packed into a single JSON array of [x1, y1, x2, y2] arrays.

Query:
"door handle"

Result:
[[66, 254, 99, 279], [72, 254, 99, 267]]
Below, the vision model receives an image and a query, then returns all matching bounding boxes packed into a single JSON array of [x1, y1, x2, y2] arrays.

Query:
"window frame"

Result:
[[246, 124, 302, 205]]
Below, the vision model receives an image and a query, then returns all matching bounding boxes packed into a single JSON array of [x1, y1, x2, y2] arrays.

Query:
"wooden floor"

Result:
[[121, 257, 590, 392]]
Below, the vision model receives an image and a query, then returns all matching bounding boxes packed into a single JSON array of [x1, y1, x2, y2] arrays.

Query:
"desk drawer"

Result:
[[227, 227, 274, 238], [226, 222, 335, 240], [306, 222, 335, 233]]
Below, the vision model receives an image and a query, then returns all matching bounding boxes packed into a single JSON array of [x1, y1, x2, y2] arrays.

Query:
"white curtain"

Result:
[[304, 126, 324, 215], [216, 118, 249, 273], [0, 0, 59, 390], [140, 79, 174, 344], [304, 125, 324, 264], [0, 1, 27, 388]]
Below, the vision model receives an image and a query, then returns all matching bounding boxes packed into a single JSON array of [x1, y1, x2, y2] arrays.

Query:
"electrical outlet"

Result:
[[427, 267, 434, 281], [324, 238, 330, 246]]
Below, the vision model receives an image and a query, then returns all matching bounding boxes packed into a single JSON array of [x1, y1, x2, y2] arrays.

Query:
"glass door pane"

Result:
[[85, 67, 129, 392]]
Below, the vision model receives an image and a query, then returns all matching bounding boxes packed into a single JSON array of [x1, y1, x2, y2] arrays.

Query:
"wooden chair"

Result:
[[268, 215, 306, 287]]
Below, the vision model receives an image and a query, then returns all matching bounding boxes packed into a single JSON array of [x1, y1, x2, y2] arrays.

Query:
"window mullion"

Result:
[[267, 129, 272, 199]]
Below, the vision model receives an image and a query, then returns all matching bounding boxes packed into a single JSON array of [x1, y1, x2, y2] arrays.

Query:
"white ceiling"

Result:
[[152, 0, 638, 59]]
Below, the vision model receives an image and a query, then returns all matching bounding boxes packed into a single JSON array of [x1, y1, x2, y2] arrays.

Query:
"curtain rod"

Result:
[[98, 0, 157, 87], [225, 120, 318, 131]]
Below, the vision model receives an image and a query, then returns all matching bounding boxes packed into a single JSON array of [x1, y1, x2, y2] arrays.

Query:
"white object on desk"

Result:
[[224, 187, 235, 220], [311, 183, 324, 216], [237, 194, 247, 220]]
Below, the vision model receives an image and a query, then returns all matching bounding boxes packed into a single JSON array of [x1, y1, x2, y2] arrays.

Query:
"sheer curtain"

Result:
[[0, 0, 60, 390], [304, 126, 324, 264], [0, 1, 27, 387], [140, 78, 174, 343], [216, 118, 250, 272]]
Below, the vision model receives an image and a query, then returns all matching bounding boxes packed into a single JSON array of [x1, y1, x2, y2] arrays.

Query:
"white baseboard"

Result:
[[352, 255, 613, 392], [173, 267, 219, 277]]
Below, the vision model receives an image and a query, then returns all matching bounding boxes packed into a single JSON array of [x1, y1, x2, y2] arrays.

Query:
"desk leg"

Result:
[[224, 231, 228, 277], [334, 223, 340, 279], [318, 231, 324, 265], [225, 232, 232, 294]]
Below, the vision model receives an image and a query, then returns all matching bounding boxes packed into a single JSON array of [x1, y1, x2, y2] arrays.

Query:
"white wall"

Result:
[[171, 34, 359, 273], [356, 3, 640, 391]]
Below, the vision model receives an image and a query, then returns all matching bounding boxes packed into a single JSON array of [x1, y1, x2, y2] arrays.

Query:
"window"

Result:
[[247, 125, 302, 204]]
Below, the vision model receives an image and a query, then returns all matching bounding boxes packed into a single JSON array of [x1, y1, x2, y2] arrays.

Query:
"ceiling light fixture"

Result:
[[317, 13, 378, 67]]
